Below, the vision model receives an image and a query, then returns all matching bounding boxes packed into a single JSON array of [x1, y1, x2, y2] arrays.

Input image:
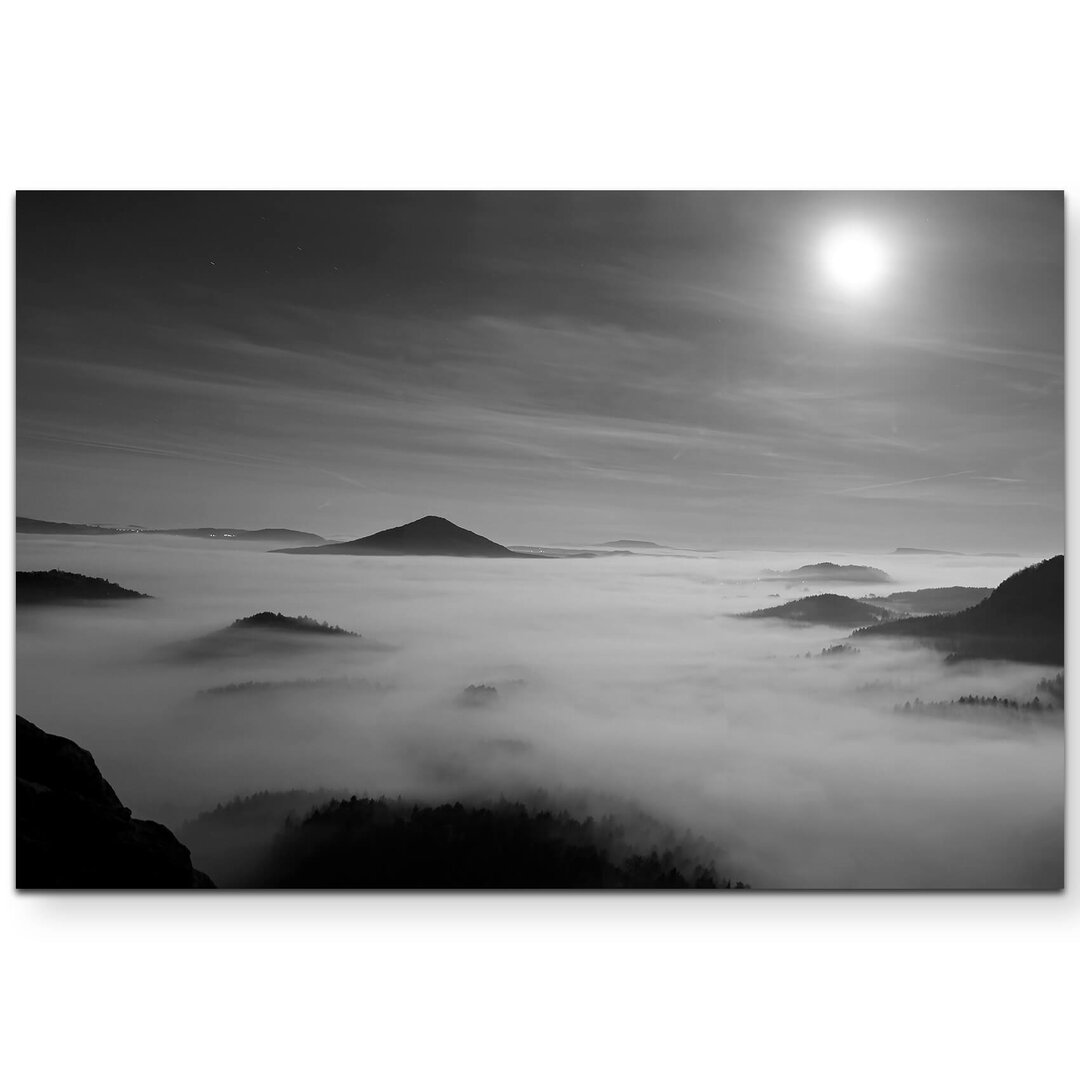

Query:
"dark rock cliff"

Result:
[[16, 715, 213, 889]]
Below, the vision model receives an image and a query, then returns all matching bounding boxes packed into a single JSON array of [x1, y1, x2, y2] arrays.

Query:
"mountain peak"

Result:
[[404, 515, 468, 532], [275, 514, 537, 558]]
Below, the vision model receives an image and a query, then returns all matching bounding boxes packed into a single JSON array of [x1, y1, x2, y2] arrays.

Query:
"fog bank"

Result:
[[16, 535, 1063, 888]]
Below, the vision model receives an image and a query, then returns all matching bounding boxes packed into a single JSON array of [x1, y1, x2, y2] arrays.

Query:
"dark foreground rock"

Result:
[[16, 715, 213, 888]]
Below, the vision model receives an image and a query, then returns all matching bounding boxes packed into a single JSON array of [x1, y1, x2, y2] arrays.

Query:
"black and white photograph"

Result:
[[14, 190, 1064, 890], [5, 6, 1078, 1080]]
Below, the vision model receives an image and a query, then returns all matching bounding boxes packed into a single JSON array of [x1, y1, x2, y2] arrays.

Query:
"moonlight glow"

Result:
[[821, 224, 891, 296]]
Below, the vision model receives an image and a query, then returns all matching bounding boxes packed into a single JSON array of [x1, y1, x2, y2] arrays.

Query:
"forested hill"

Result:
[[853, 556, 1063, 664]]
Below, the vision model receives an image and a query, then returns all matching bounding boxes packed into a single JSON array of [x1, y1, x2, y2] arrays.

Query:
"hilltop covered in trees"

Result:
[[176, 790, 745, 889], [258, 796, 743, 888], [16, 569, 151, 604], [863, 585, 993, 616], [740, 593, 891, 628], [176, 611, 363, 661], [229, 612, 358, 635], [853, 556, 1064, 665]]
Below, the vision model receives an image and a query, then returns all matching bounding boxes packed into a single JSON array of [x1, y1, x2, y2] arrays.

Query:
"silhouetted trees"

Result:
[[199, 676, 385, 696], [253, 796, 747, 889], [895, 694, 1057, 717], [16, 569, 151, 604], [855, 556, 1064, 665], [739, 594, 891, 628], [1036, 672, 1064, 703], [229, 611, 357, 635], [457, 684, 499, 706]]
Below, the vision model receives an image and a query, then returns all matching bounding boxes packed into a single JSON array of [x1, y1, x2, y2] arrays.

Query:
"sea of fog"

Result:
[[15, 536, 1064, 889]]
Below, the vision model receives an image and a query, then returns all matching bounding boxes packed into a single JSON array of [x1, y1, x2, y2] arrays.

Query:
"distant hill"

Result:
[[276, 515, 536, 557], [764, 562, 892, 584], [599, 539, 663, 549], [17, 516, 135, 535], [853, 556, 1063, 665], [510, 546, 619, 558], [150, 527, 327, 544], [738, 593, 892, 628], [16, 569, 151, 605], [17, 516, 324, 545], [865, 586, 993, 616], [16, 716, 213, 888], [892, 547, 961, 556]]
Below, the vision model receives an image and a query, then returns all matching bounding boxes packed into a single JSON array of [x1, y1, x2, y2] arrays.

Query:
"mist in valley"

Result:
[[15, 534, 1064, 889]]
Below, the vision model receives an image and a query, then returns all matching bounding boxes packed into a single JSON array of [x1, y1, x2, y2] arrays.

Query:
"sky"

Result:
[[16, 191, 1064, 552]]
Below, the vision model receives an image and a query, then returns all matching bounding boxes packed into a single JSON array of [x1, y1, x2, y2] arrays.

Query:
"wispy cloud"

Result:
[[830, 470, 980, 496]]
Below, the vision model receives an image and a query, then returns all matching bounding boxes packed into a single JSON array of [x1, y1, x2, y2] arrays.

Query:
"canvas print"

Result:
[[15, 191, 1064, 889]]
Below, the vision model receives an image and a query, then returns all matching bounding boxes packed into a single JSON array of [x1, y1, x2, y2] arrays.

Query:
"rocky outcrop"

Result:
[[16, 716, 213, 888]]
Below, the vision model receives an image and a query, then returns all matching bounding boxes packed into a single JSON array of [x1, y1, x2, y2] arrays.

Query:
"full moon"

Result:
[[821, 224, 890, 296]]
